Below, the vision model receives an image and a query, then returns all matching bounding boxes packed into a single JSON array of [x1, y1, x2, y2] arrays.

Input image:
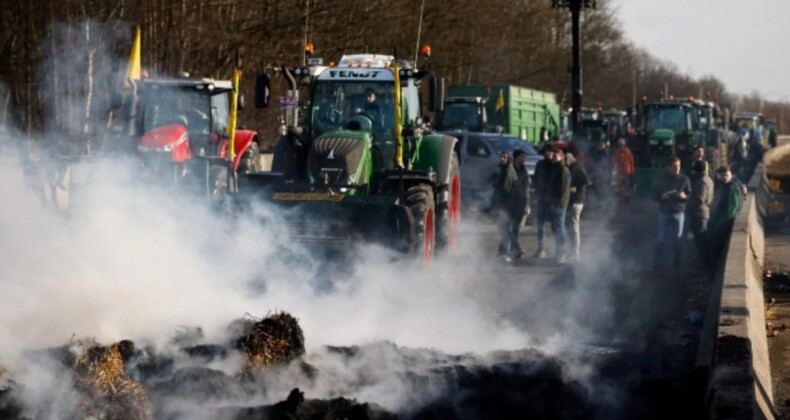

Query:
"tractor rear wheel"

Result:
[[237, 142, 261, 175], [436, 152, 460, 254], [405, 184, 435, 262]]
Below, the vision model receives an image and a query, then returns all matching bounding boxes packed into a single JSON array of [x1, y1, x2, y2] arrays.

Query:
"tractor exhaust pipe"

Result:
[[281, 65, 300, 128], [282, 65, 297, 91]]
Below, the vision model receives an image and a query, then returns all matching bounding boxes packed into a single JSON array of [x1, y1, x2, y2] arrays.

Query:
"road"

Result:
[[450, 198, 712, 418]]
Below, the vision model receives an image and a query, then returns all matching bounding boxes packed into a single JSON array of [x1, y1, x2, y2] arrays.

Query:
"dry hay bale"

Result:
[[235, 311, 305, 368], [71, 339, 153, 420], [0, 366, 8, 387]]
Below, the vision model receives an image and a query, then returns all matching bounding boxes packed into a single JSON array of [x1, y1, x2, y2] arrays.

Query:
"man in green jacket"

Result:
[[709, 164, 744, 263]]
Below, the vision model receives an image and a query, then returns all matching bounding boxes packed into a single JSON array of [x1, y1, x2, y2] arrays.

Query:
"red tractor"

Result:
[[126, 75, 261, 196]]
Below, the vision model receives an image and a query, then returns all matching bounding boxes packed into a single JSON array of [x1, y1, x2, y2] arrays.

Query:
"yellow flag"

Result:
[[495, 89, 505, 113], [124, 26, 141, 88]]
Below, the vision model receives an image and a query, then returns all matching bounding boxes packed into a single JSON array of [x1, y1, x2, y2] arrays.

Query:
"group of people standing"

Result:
[[651, 147, 745, 272], [491, 143, 592, 264], [490, 135, 746, 272]]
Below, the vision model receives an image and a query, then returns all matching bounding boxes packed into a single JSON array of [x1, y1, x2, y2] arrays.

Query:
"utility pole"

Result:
[[552, 0, 596, 139]]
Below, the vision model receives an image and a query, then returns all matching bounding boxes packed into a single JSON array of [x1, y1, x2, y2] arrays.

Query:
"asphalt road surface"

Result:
[[452, 198, 712, 418]]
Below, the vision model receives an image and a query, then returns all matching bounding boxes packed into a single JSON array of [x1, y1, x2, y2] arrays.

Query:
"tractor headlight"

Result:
[[138, 142, 175, 153], [649, 139, 658, 146], [662, 138, 674, 146]]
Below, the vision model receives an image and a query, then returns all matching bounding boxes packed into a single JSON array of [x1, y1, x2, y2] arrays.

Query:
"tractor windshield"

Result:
[[734, 116, 757, 130], [437, 101, 483, 131], [698, 107, 714, 130], [142, 86, 212, 134], [646, 106, 687, 133], [310, 81, 396, 138]]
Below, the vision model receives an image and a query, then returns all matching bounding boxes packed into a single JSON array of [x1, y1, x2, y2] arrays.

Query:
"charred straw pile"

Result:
[[235, 311, 305, 368], [70, 339, 153, 420]]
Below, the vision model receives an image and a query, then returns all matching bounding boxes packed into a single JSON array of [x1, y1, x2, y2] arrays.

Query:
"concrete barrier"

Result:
[[701, 168, 775, 419]]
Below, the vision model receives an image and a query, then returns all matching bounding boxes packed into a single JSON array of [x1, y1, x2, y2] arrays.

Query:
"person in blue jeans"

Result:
[[651, 156, 692, 270]]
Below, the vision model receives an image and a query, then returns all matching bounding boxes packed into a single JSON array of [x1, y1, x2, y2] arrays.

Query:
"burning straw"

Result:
[[235, 311, 305, 369], [70, 339, 152, 420]]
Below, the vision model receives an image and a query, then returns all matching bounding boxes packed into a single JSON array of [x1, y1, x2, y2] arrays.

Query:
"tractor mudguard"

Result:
[[412, 134, 457, 186], [231, 130, 258, 171]]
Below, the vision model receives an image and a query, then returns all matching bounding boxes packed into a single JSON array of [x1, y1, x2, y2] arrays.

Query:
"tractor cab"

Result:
[[435, 96, 488, 132], [307, 54, 425, 171], [642, 102, 694, 167], [138, 77, 233, 159]]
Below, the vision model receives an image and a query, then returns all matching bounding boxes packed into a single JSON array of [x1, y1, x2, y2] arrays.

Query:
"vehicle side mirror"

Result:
[[255, 74, 270, 108], [237, 93, 245, 111], [429, 76, 445, 112]]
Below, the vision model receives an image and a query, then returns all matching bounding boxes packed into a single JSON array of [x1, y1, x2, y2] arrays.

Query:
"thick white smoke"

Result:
[[0, 19, 647, 417]]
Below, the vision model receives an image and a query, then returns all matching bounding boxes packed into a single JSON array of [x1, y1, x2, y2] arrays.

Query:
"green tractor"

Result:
[[242, 50, 460, 261], [631, 99, 703, 196]]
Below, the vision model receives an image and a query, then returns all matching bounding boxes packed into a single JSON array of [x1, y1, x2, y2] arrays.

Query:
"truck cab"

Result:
[[435, 96, 487, 132]]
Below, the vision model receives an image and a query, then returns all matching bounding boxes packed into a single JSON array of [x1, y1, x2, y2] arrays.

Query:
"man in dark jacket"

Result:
[[687, 159, 714, 271], [494, 150, 531, 261], [533, 145, 571, 262], [565, 152, 589, 261], [651, 156, 692, 270], [586, 138, 611, 215], [531, 145, 552, 255]]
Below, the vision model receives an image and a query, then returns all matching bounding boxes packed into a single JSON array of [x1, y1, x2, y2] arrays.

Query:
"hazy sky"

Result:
[[609, 0, 790, 101]]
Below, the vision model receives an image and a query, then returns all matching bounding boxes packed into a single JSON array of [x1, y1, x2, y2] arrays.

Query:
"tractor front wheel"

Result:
[[405, 184, 435, 263], [436, 152, 460, 254], [237, 142, 261, 175]]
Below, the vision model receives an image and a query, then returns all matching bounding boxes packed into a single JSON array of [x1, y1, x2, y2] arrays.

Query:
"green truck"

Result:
[[435, 85, 561, 145]]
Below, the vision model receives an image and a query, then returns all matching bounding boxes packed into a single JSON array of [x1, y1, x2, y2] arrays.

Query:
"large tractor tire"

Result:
[[435, 152, 461, 254], [208, 166, 229, 200], [237, 142, 261, 175], [404, 184, 435, 263]]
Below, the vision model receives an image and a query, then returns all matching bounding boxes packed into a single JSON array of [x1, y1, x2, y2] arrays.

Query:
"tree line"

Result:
[[0, 0, 786, 153]]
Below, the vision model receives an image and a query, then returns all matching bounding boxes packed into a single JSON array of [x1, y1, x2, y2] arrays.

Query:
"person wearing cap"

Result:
[[687, 159, 714, 271], [359, 87, 384, 129], [611, 138, 635, 205], [493, 150, 531, 261]]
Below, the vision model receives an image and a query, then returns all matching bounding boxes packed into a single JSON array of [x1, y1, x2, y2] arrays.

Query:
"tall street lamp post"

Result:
[[552, 0, 597, 139]]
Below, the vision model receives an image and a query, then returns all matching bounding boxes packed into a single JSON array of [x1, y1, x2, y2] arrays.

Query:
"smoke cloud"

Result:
[[0, 19, 661, 418]]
